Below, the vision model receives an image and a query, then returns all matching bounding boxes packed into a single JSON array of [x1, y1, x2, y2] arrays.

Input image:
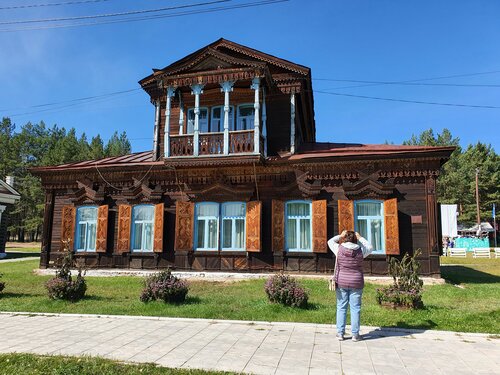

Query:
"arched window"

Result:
[[221, 202, 246, 250], [285, 201, 312, 251], [355, 200, 384, 253], [131, 205, 155, 252], [195, 202, 219, 250], [75, 206, 98, 252]]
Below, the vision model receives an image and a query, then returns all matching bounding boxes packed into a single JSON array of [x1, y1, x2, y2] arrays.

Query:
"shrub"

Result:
[[0, 273, 4, 294], [376, 250, 424, 309], [45, 240, 87, 302], [264, 273, 308, 308], [140, 269, 189, 303]]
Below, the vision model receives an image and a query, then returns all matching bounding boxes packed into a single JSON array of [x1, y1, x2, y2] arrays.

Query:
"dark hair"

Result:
[[340, 230, 357, 244]]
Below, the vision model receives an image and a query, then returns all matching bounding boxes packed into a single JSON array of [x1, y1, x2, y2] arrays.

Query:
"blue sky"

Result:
[[1, 0, 499, 152]]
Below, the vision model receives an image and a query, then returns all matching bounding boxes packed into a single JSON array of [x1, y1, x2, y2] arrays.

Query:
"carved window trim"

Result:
[[221, 202, 246, 251], [285, 200, 312, 252], [354, 200, 385, 254], [74, 206, 98, 252], [130, 204, 155, 252]]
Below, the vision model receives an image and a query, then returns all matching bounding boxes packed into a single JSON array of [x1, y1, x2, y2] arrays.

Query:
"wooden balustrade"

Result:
[[170, 135, 194, 156], [199, 132, 224, 155], [230, 130, 254, 154]]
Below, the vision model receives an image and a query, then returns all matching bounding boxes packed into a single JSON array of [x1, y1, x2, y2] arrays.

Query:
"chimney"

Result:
[[5, 176, 14, 187]]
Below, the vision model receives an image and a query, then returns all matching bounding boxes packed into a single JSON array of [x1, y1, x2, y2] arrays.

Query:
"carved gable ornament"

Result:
[[186, 181, 254, 201], [70, 180, 104, 204], [123, 178, 163, 203], [343, 177, 395, 200]]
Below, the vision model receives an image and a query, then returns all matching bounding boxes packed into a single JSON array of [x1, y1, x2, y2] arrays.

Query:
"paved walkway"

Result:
[[0, 312, 498, 375]]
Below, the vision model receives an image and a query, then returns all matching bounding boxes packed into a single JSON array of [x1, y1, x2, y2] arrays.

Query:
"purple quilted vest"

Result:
[[334, 245, 364, 289]]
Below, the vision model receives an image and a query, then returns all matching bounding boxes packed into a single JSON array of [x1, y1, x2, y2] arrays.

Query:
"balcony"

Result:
[[170, 130, 265, 157]]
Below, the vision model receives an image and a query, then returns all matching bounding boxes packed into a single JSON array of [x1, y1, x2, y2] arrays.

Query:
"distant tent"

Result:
[[440, 204, 458, 237]]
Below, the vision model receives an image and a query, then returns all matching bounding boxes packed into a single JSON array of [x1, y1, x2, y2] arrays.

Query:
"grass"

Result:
[[0, 258, 499, 334], [5, 242, 41, 253], [0, 353, 232, 375]]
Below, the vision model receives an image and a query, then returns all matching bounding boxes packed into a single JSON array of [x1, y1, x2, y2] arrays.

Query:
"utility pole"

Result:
[[475, 168, 481, 226]]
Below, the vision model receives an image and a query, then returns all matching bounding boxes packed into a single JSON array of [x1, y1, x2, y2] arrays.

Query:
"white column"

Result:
[[220, 81, 234, 155], [164, 86, 175, 157], [178, 91, 184, 135], [251, 77, 261, 154], [191, 83, 204, 156], [262, 86, 267, 157], [152, 99, 160, 161], [290, 92, 296, 154]]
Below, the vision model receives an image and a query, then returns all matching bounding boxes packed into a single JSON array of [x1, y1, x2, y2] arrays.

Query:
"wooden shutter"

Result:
[[337, 200, 354, 233], [175, 201, 194, 251], [95, 205, 108, 252], [116, 204, 132, 253], [384, 198, 400, 255], [271, 200, 285, 252], [153, 203, 164, 253], [312, 200, 328, 253], [60, 205, 76, 251], [246, 201, 262, 252]]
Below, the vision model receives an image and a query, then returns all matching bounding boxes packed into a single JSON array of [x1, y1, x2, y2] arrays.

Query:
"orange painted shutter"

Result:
[[312, 200, 328, 253], [175, 201, 194, 251], [271, 200, 285, 252], [95, 205, 108, 252], [384, 198, 400, 255], [337, 200, 354, 233], [246, 201, 262, 252], [117, 204, 132, 253], [153, 203, 164, 253], [61, 205, 76, 251]]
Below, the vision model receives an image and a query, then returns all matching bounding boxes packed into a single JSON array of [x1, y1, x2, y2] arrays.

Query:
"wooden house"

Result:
[[32, 39, 454, 276], [0, 177, 21, 258]]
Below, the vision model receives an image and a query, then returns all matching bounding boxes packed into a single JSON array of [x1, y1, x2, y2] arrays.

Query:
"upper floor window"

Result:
[[195, 202, 219, 250], [355, 200, 384, 253], [187, 107, 208, 134], [236, 104, 255, 131], [221, 202, 246, 250], [75, 206, 97, 252], [131, 205, 155, 252], [285, 201, 312, 251], [211, 106, 234, 133]]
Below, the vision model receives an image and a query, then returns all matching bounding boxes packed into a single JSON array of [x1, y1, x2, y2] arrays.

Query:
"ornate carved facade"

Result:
[[33, 39, 454, 276]]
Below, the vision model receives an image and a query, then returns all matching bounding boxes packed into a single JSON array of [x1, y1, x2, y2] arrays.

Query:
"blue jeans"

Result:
[[336, 287, 363, 335]]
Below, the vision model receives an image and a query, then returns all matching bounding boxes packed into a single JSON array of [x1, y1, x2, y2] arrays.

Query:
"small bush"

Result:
[[0, 273, 5, 294], [46, 239, 87, 302], [140, 269, 189, 304], [376, 250, 424, 309], [264, 273, 308, 308]]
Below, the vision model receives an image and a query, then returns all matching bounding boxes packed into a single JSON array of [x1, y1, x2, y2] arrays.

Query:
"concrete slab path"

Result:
[[0, 312, 498, 375]]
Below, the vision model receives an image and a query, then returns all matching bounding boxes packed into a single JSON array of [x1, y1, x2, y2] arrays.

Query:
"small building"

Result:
[[0, 177, 21, 258], [32, 39, 454, 276]]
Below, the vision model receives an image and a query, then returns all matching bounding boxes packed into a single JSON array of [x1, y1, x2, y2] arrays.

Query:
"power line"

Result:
[[314, 90, 500, 109], [0, 0, 111, 11], [0, 0, 288, 32], [0, 0, 230, 25], [315, 79, 500, 88]]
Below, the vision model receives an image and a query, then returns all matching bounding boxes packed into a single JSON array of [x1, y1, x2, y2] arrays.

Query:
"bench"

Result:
[[472, 248, 491, 258], [448, 248, 467, 257], [494, 248, 500, 259]]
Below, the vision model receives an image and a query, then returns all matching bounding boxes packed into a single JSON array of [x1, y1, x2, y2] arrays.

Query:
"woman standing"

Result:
[[328, 230, 373, 341]]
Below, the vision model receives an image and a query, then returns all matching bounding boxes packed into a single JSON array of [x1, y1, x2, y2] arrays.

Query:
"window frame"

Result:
[[186, 107, 209, 134], [194, 202, 220, 251], [221, 202, 246, 251], [130, 204, 155, 253], [75, 206, 98, 252], [354, 199, 385, 254], [236, 103, 255, 131], [285, 200, 312, 252], [210, 105, 234, 133]]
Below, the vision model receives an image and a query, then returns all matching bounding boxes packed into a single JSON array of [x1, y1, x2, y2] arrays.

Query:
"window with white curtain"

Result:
[[211, 106, 234, 133], [285, 201, 312, 251], [221, 202, 246, 250], [195, 202, 219, 250], [236, 104, 255, 131], [187, 107, 209, 133], [355, 200, 384, 253], [75, 206, 97, 252], [131, 205, 155, 252]]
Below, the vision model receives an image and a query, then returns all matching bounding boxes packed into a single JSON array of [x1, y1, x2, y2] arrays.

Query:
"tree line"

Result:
[[1, 117, 131, 242]]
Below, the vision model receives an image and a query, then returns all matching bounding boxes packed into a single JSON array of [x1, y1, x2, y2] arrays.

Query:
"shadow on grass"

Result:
[[82, 295, 112, 302], [3, 252, 40, 259], [0, 292, 39, 298], [441, 265, 500, 284]]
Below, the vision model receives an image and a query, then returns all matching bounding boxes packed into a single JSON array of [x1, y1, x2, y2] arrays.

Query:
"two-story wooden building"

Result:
[[33, 39, 454, 276]]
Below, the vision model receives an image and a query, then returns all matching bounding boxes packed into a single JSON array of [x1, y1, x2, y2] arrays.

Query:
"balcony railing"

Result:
[[169, 130, 264, 157]]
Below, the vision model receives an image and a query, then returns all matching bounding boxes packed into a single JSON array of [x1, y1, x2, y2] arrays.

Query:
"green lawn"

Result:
[[0, 353, 231, 375], [0, 259, 499, 334]]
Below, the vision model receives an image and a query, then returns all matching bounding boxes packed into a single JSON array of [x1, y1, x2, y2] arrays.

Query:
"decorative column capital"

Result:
[[166, 86, 176, 98], [220, 80, 235, 93], [250, 77, 260, 90], [190, 83, 204, 96]]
